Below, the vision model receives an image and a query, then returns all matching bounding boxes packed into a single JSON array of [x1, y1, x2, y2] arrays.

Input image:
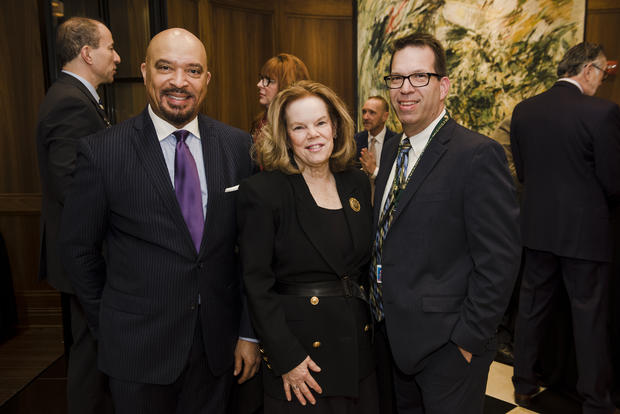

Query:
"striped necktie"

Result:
[[369, 137, 411, 321]]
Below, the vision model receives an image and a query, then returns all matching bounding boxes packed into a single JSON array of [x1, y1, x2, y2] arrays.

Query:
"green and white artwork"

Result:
[[357, 0, 585, 135]]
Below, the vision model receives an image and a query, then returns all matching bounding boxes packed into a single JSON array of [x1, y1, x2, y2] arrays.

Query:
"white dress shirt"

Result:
[[148, 104, 208, 219], [62, 69, 100, 102], [379, 109, 446, 215], [368, 126, 388, 178], [557, 78, 584, 93]]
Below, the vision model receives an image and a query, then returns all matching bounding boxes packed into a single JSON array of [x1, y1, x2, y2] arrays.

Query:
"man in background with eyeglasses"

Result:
[[511, 42, 620, 414], [369, 32, 521, 413]]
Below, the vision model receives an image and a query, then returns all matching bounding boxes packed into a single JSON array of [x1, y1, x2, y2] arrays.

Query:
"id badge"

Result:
[[376, 264, 382, 284]]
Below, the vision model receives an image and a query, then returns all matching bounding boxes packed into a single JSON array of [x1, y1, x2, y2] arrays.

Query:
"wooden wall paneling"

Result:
[[206, 2, 275, 130], [168, 0, 201, 37], [586, 2, 620, 105], [280, 13, 354, 115], [108, 0, 151, 79], [0, 0, 57, 329], [0, 0, 46, 194], [114, 83, 148, 122]]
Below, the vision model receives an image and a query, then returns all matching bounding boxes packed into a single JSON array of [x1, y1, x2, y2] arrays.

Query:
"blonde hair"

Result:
[[255, 80, 356, 174]]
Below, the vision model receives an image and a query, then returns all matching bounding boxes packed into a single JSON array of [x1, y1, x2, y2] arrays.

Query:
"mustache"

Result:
[[161, 87, 194, 98]]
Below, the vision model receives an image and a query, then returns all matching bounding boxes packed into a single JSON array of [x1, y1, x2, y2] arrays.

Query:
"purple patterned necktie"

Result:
[[173, 130, 204, 252]]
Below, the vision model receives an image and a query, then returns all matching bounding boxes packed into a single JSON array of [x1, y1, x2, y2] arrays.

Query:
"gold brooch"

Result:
[[349, 197, 360, 212]]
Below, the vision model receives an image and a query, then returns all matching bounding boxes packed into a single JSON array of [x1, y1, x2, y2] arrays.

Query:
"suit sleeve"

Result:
[[42, 96, 104, 205], [451, 140, 521, 354], [594, 104, 620, 203], [237, 179, 308, 375], [58, 138, 108, 337], [509, 109, 524, 183]]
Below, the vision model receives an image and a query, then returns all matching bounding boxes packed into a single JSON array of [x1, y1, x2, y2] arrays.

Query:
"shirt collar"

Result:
[[558, 78, 584, 94], [62, 70, 100, 102], [369, 125, 387, 144], [148, 104, 201, 142], [402, 108, 446, 146]]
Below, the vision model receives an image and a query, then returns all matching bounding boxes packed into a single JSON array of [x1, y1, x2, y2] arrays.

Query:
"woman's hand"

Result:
[[282, 356, 322, 405]]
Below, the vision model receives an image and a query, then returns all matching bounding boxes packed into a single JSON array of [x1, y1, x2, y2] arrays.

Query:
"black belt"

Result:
[[274, 276, 368, 304]]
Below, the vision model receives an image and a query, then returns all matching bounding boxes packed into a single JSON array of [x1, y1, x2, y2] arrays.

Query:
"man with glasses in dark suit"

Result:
[[511, 42, 620, 414], [370, 32, 520, 414]]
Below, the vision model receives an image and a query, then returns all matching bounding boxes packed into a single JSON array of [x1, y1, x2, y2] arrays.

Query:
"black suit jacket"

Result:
[[59, 108, 254, 384], [511, 81, 620, 262], [36, 72, 110, 293], [237, 169, 374, 398], [354, 127, 398, 162], [374, 118, 521, 374]]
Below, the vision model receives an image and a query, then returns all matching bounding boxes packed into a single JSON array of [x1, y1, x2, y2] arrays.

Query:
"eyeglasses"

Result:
[[590, 63, 609, 81], [384, 72, 442, 89], [258, 75, 276, 87]]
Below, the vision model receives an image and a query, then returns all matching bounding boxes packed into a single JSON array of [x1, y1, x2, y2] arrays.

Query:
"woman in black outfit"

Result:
[[237, 81, 378, 413]]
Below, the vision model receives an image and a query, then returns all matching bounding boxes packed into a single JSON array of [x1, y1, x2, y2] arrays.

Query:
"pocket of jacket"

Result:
[[422, 296, 463, 313]]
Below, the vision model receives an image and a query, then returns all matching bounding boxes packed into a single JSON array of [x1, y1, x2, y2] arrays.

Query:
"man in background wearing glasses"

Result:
[[369, 32, 521, 413], [511, 42, 620, 414]]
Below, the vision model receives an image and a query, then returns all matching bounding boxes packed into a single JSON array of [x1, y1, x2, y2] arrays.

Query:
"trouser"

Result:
[[109, 314, 233, 414], [66, 294, 114, 414], [513, 248, 614, 414]]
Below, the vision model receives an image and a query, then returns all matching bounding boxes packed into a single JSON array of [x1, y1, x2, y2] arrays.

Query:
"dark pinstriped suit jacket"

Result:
[[36, 72, 110, 293], [59, 108, 254, 384]]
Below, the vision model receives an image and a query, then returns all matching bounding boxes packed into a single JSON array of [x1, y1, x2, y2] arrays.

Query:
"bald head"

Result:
[[146, 28, 207, 67], [141, 28, 211, 128]]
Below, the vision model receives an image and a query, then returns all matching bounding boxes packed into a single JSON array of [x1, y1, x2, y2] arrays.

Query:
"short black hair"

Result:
[[557, 42, 605, 78], [389, 32, 447, 77], [56, 17, 103, 67]]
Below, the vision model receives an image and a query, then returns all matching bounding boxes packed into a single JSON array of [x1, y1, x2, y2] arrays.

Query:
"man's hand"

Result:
[[458, 346, 472, 363], [360, 148, 377, 175], [233, 339, 261, 384]]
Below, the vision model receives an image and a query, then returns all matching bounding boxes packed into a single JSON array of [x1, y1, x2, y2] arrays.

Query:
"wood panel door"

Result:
[[586, 0, 620, 105], [168, 0, 354, 133]]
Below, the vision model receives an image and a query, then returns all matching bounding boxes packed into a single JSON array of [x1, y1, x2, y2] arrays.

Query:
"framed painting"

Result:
[[356, 0, 586, 135]]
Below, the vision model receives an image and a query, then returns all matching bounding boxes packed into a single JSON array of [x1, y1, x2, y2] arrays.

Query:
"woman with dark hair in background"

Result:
[[251, 53, 310, 142], [238, 80, 378, 413]]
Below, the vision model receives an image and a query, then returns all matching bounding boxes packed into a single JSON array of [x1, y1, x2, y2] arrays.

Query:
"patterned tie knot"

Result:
[[173, 129, 190, 143], [399, 137, 411, 153]]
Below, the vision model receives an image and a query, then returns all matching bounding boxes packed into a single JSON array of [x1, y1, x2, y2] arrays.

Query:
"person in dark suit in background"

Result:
[[59, 28, 260, 413], [35, 16, 120, 414], [511, 42, 620, 414], [354, 96, 397, 188], [238, 80, 378, 413], [370, 33, 521, 414]]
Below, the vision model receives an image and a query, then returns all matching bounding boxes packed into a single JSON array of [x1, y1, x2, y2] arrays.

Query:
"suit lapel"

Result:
[[335, 172, 366, 263], [373, 132, 402, 226], [197, 115, 222, 257], [389, 120, 454, 225], [59, 73, 110, 127], [289, 174, 347, 276], [130, 109, 197, 255]]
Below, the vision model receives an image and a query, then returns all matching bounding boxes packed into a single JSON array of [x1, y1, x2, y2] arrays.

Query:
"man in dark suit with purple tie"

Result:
[[36, 16, 120, 414], [59, 28, 260, 413], [511, 42, 620, 414]]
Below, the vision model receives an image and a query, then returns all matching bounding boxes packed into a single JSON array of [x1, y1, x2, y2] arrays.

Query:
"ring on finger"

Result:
[[292, 385, 299, 390]]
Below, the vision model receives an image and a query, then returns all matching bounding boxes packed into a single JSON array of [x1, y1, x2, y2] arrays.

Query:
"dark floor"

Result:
[[0, 356, 601, 414], [0, 356, 67, 414]]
